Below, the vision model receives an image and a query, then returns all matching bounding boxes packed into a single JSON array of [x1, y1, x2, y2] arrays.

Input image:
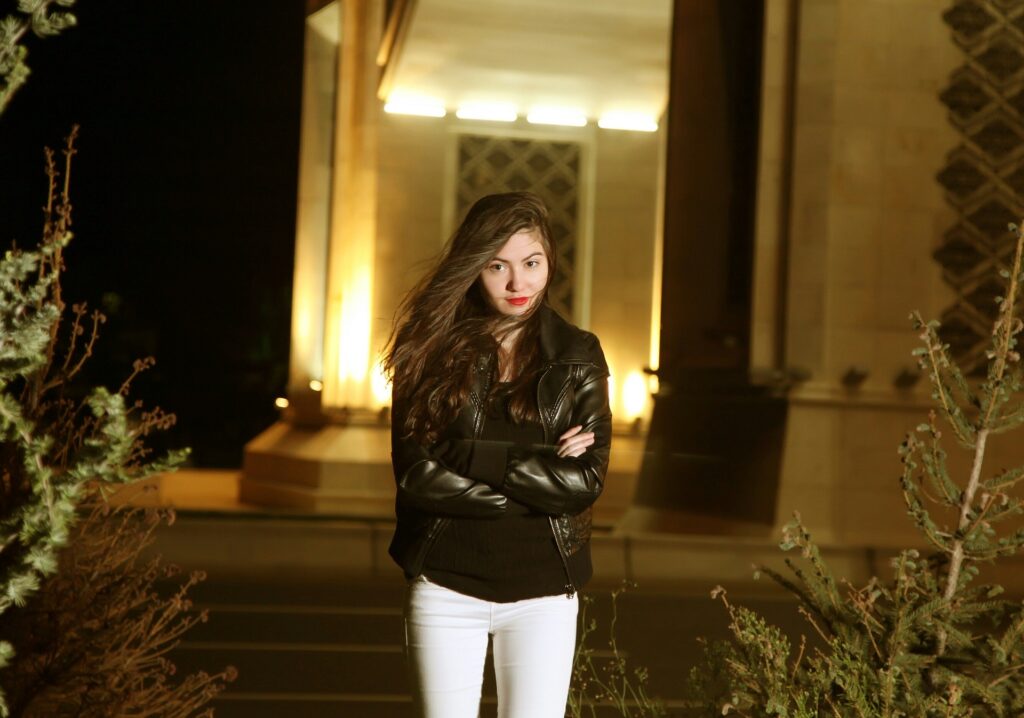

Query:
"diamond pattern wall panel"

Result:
[[937, 0, 1024, 373], [939, 70, 994, 121], [455, 134, 581, 319]]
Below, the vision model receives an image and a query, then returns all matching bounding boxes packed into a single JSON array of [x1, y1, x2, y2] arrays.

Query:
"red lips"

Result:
[[507, 297, 529, 306]]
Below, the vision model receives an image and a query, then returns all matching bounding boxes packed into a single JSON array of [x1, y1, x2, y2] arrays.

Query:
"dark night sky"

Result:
[[0, 2, 306, 467]]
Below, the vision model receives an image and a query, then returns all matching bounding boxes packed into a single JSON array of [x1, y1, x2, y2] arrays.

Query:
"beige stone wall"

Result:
[[753, 0, 1024, 546], [756, 0, 960, 388], [373, 113, 450, 356], [373, 113, 662, 424], [590, 127, 663, 422]]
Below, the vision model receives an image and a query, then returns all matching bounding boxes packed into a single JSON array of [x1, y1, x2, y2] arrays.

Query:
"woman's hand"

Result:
[[556, 425, 594, 458]]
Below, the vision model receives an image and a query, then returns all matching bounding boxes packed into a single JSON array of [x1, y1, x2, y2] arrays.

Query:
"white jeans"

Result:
[[403, 575, 579, 718]]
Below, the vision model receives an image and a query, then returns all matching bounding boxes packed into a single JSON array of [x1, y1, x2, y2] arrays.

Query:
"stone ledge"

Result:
[[145, 512, 1024, 599]]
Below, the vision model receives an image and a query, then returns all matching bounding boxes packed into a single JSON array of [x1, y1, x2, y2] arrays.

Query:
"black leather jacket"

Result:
[[388, 303, 612, 597]]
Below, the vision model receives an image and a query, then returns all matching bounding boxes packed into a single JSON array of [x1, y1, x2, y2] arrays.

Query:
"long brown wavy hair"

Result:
[[382, 191, 556, 445]]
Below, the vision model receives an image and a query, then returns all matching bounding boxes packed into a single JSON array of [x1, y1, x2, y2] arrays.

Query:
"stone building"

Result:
[[149, 1, 1024, 714], [231, 0, 1024, 555]]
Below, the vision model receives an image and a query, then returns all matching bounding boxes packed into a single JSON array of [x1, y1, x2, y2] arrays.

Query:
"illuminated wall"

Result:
[[288, 3, 338, 398], [326, 0, 382, 410], [373, 112, 663, 424], [749, 0, 978, 546], [290, 0, 664, 422]]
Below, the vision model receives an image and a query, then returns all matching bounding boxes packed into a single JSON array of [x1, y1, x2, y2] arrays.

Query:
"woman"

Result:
[[382, 191, 612, 718]]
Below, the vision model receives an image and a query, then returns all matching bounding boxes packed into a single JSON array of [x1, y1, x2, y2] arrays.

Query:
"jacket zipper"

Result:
[[412, 516, 448, 576], [418, 353, 497, 574], [549, 516, 576, 598], [537, 363, 576, 599]]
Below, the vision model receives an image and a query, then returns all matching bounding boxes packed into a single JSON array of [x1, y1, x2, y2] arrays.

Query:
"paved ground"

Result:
[[169, 571, 810, 717], [125, 474, 1024, 715]]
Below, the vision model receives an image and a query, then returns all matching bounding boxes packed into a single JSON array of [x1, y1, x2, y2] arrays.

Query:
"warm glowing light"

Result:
[[370, 360, 392, 408], [647, 373, 660, 396], [623, 370, 648, 420], [336, 269, 372, 385], [294, 309, 316, 368], [606, 364, 616, 417], [649, 126, 665, 410], [598, 112, 658, 132], [456, 103, 517, 122], [309, 380, 323, 392], [323, 193, 376, 408], [526, 107, 587, 127], [384, 94, 446, 117], [275, 397, 290, 409]]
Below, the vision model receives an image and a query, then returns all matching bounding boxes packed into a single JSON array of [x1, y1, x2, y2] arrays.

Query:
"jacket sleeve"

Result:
[[390, 397, 508, 518], [473, 334, 613, 516]]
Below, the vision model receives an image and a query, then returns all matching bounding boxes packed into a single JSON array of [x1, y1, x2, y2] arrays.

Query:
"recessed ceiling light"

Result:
[[384, 94, 446, 117], [526, 107, 587, 127], [456, 103, 518, 122], [598, 112, 658, 132]]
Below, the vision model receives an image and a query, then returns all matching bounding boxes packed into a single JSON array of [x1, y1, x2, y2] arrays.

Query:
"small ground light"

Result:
[[309, 380, 323, 392], [841, 366, 869, 388], [274, 397, 289, 409]]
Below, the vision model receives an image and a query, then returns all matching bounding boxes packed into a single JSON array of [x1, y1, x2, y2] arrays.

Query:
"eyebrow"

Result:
[[491, 252, 544, 263]]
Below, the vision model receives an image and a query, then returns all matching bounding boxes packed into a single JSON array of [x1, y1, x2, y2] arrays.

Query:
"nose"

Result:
[[505, 268, 520, 292]]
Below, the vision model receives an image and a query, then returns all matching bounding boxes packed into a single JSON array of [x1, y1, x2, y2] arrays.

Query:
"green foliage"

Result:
[[569, 582, 667, 718], [685, 224, 1024, 717], [0, 502, 235, 717], [0, 0, 76, 116], [0, 8, 223, 714], [0, 130, 189, 715]]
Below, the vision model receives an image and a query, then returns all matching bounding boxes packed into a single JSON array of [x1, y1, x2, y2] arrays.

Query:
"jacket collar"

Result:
[[474, 303, 593, 377], [537, 303, 593, 365]]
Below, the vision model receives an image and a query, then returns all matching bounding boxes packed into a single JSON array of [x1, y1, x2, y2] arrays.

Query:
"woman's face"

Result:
[[478, 228, 550, 317]]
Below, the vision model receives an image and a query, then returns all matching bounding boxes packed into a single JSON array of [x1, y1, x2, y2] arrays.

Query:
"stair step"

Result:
[[186, 606, 403, 645], [179, 576, 408, 607], [210, 695, 413, 718], [208, 694, 689, 718], [160, 553, 812, 716], [172, 645, 408, 694]]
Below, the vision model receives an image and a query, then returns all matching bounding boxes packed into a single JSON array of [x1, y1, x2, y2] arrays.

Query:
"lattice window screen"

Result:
[[935, 0, 1024, 372], [455, 134, 580, 320]]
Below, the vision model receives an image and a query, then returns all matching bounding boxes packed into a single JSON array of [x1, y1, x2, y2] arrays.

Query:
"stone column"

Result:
[[619, 0, 788, 535], [240, 0, 394, 514]]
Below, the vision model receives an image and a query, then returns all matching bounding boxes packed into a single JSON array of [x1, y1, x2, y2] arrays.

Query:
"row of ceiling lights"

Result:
[[383, 95, 658, 132]]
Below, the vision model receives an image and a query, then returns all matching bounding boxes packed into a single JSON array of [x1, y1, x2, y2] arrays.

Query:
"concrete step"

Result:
[[173, 643, 407, 695], [182, 575, 409, 608], [185, 606, 404, 645], [208, 695, 688, 718], [209, 697, 413, 718], [150, 513, 925, 717], [165, 572, 807, 717]]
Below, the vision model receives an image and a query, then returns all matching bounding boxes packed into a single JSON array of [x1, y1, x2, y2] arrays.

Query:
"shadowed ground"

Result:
[[155, 514, 814, 718]]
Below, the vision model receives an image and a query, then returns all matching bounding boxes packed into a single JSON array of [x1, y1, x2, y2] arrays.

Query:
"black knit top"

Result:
[[421, 382, 575, 602]]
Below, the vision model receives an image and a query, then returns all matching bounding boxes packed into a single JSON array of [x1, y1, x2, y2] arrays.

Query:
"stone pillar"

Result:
[[240, 0, 394, 514], [287, 2, 337, 427], [322, 0, 381, 412], [619, 0, 788, 535]]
